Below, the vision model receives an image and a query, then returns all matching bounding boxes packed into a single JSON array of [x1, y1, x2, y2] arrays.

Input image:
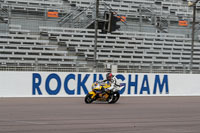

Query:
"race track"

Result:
[[0, 97, 200, 133]]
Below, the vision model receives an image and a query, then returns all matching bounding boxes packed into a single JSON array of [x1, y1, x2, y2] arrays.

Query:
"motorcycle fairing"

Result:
[[88, 91, 96, 99]]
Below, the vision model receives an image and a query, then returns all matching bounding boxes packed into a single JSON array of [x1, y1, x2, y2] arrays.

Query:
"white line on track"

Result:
[[15, 121, 48, 125]]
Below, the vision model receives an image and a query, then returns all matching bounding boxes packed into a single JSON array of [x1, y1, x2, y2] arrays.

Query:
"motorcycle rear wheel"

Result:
[[85, 94, 94, 104]]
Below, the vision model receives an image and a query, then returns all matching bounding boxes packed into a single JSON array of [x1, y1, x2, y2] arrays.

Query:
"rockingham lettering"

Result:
[[32, 73, 169, 96]]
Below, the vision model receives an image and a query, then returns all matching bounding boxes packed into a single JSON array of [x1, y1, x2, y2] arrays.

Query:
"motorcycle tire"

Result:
[[112, 92, 120, 103], [85, 94, 94, 104]]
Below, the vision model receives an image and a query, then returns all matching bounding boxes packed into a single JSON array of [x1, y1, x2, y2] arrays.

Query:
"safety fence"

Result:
[[0, 65, 199, 74]]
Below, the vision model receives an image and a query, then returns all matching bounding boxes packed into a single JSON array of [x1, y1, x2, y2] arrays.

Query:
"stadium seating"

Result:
[[67, 0, 194, 17], [0, 27, 89, 68], [39, 26, 200, 72], [0, 0, 200, 73]]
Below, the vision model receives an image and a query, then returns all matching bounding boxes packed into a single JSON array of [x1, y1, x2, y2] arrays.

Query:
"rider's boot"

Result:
[[101, 87, 106, 96], [102, 91, 106, 96]]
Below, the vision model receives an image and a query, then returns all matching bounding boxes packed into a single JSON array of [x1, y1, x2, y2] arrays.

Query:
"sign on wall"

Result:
[[0, 72, 200, 97], [179, 20, 188, 26], [47, 11, 59, 18]]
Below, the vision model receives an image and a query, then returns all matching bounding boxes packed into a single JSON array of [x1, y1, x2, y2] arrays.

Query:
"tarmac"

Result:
[[0, 96, 200, 133]]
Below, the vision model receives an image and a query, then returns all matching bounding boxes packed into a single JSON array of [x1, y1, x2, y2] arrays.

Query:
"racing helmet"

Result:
[[106, 73, 113, 81]]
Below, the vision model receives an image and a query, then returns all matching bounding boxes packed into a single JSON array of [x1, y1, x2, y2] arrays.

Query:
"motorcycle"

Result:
[[85, 80, 124, 104]]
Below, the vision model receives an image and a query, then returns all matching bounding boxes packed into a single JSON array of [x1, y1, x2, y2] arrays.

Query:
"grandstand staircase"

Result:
[[58, 2, 126, 29], [58, 2, 95, 28], [0, 7, 8, 23], [140, 6, 168, 33], [156, 16, 168, 33], [58, 6, 84, 26]]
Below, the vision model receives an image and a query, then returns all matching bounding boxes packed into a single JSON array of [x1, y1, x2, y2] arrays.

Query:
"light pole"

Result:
[[94, 0, 99, 72], [188, 0, 199, 73]]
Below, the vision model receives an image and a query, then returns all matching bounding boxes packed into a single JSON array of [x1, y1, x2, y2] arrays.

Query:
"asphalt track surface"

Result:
[[0, 97, 200, 133]]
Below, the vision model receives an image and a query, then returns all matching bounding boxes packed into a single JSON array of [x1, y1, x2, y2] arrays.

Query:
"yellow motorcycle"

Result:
[[85, 80, 122, 104]]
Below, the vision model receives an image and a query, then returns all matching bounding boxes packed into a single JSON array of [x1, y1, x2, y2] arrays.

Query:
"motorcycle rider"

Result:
[[101, 73, 120, 95]]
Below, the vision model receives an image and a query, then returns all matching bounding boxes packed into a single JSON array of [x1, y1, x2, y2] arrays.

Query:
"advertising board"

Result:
[[0, 72, 200, 97]]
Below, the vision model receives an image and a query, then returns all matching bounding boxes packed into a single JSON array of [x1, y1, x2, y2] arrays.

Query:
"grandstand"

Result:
[[0, 0, 200, 73]]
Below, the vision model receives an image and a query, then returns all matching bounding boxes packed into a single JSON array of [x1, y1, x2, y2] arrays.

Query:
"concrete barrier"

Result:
[[0, 72, 200, 97]]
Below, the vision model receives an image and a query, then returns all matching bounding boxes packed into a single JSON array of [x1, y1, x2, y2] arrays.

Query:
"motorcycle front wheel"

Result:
[[112, 92, 120, 103], [107, 91, 120, 104], [85, 94, 94, 104]]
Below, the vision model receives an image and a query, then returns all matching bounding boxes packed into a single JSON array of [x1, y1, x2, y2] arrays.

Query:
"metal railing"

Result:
[[0, 65, 199, 74], [58, 2, 95, 28]]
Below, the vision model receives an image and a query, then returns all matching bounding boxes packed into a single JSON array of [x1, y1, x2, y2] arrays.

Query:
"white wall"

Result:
[[0, 72, 200, 97]]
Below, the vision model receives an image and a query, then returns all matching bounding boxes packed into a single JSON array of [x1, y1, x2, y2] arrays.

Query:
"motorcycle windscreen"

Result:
[[92, 84, 102, 90]]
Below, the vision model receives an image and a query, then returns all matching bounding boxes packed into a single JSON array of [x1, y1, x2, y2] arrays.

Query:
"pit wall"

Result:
[[0, 72, 200, 97]]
